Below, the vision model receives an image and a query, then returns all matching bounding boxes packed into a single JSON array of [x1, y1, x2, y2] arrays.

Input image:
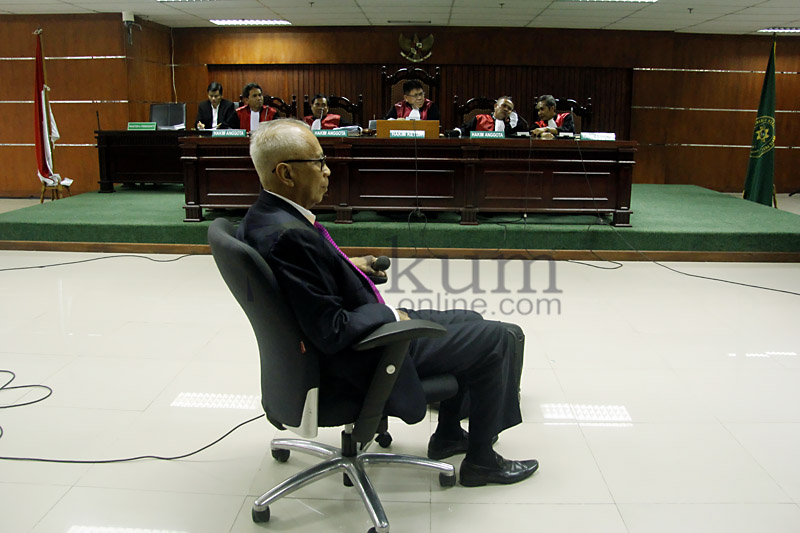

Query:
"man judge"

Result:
[[531, 94, 574, 139], [195, 82, 238, 130], [448, 96, 525, 138], [236, 83, 278, 132], [384, 79, 440, 121], [303, 94, 351, 130]]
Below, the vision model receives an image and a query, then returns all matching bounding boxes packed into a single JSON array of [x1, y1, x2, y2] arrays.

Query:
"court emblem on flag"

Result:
[[750, 115, 775, 158]]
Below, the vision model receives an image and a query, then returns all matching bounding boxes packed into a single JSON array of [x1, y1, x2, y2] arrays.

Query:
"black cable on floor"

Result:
[[0, 370, 54, 441], [0, 254, 193, 273]]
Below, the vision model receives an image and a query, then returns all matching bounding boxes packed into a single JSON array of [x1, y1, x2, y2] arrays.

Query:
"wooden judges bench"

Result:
[[180, 136, 636, 226]]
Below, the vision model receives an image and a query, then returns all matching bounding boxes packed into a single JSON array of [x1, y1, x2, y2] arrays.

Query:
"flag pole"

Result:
[[33, 28, 55, 171]]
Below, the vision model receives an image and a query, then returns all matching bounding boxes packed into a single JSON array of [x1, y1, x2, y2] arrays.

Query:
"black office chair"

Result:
[[264, 94, 298, 118], [207, 218, 458, 533], [452, 95, 496, 127], [554, 97, 593, 133]]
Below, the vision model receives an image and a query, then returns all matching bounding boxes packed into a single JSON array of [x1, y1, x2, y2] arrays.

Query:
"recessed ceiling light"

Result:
[[210, 19, 292, 26], [758, 27, 800, 33]]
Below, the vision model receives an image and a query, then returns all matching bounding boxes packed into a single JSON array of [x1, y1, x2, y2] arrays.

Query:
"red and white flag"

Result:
[[33, 30, 69, 187]]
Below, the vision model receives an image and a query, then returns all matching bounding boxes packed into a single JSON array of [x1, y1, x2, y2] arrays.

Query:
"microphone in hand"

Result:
[[369, 255, 391, 285]]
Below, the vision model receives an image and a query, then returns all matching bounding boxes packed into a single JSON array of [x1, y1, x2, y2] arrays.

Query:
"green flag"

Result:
[[743, 42, 776, 206]]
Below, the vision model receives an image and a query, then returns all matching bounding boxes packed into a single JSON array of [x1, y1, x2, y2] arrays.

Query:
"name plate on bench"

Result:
[[390, 129, 425, 139], [313, 129, 347, 137], [470, 131, 505, 139], [127, 122, 157, 131], [212, 129, 247, 137]]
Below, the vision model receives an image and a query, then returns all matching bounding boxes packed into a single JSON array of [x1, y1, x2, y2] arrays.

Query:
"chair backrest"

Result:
[[452, 95, 496, 127], [553, 97, 593, 133], [208, 218, 319, 435], [149, 102, 186, 130], [265, 94, 298, 119], [380, 65, 441, 117], [303, 94, 364, 126]]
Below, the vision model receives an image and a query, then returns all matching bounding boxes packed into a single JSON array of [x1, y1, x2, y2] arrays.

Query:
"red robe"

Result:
[[474, 114, 496, 131], [535, 112, 571, 130], [236, 105, 278, 132], [393, 99, 435, 120], [303, 114, 341, 129]]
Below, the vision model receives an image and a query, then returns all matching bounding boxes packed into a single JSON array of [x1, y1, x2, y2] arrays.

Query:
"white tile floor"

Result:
[[0, 249, 799, 533]]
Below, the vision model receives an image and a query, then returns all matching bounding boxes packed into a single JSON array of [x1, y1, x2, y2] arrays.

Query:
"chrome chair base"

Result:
[[253, 437, 456, 533]]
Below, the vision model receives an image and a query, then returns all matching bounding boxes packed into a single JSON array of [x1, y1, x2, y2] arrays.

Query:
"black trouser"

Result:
[[404, 309, 523, 444]]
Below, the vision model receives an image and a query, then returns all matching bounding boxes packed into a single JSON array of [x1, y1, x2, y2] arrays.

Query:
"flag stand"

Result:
[[39, 181, 71, 203]]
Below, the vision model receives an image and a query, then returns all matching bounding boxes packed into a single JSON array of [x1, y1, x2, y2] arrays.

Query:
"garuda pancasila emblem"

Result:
[[399, 33, 433, 63]]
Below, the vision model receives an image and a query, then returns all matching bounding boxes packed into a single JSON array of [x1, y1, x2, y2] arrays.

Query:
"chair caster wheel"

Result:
[[439, 472, 456, 487], [343, 472, 354, 486], [376, 432, 392, 448], [271, 448, 290, 462], [252, 506, 270, 523]]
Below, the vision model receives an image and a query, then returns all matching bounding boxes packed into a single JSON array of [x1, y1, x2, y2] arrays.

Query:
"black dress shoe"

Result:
[[459, 452, 539, 487], [427, 430, 498, 460]]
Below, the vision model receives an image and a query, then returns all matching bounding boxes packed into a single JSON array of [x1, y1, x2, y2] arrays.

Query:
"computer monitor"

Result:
[[149, 103, 186, 130]]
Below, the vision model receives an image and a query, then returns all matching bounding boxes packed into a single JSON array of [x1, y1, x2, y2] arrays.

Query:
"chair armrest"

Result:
[[350, 320, 446, 442], [353, 319, 446, 351]]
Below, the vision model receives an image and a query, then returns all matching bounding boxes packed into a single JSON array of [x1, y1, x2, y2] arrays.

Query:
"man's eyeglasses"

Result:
[[272, 155, 327, 173]]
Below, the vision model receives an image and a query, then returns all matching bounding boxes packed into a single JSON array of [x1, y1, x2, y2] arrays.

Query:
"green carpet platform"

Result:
[[1, 184, 799, 261]]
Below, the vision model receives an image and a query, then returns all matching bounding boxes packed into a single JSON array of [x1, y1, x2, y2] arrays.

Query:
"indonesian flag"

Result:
[[34, 30, 62, 186]]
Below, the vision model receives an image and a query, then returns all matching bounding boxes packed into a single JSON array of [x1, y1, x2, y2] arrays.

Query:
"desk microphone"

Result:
[[96, 110, 101, 131]]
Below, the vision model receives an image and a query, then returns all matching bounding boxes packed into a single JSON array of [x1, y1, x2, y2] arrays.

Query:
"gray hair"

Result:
[[537, 94, 556, 109], [249, 119, 312, 185]]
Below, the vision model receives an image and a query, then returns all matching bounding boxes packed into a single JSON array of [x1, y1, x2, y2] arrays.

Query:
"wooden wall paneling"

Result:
[[178, 65, 210, 109], [775, 149, 800, 193], [126, 19, 173, 123], [0, 146, 98, 196], [779, 110, 800, 146], [1, 146, 38, 196], [1, 59, 34, 101], [1, 58, 128, 102], [127, 59, 173, 102], [171, 27, 800, 71], [666, 146, 751, 190], [0, 103, 33, 145], [50, 147, 102, 195], [633, 71, 784, 109], [52, 103, 128, 144], [0, 15, 130, 196], [126, 20, 172, 64], [1, 14, 123, 58], [631, 145, 668, 185], [50, 59, 129, 100], [127, 103, 153, 123], [632, 109, 765, 146], [92, 102, 130, 132]]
